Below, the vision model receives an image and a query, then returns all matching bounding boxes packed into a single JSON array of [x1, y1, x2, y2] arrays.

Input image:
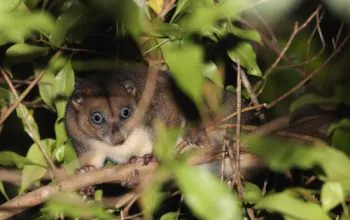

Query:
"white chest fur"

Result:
[[87, 127, 153, 167]]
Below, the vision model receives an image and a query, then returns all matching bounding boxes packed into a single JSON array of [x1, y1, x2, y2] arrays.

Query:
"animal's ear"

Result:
[[71, 91, 84, 110], [71, 77, 85, 110], [122, 80, 138, 96]]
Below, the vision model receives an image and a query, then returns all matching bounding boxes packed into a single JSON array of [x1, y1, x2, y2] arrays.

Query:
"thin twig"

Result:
[[280, 9, 325, 69], [233, 60, 243, 190], [0, 147, 220, 219], [125, 65, 159, 132], [0, 70, 62, 180], [266, 35, 349, 109]]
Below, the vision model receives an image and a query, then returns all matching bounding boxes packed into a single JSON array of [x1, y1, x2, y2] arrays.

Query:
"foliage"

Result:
[[0, 0, 349, 219]]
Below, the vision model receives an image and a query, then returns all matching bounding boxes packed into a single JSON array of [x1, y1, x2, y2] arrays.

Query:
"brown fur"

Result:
[[64, 66, 257, 177], [65, 67, 184, 167]]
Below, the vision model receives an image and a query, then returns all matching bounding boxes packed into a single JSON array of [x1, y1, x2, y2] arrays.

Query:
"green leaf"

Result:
[[0, 181, 9, 201], [5, 43, 49, 64], [231, 26, 262, 44], [227, 42, 262, 77], [173, 164, 242, 220], [0, 0, 26, 12], [16, 103, 40, 141], [0, 151, 42, 168], [161, 41, 204, 105], [245, 136, 350, 188], [243, 182, 262, 203], [53, 62, 75, 119], [321, 182, 344, 212], [42, 192, 114, 219], [324, 0, 350, 22], [20, 139, 54, 193], [0, 87, 11, 109], [330, 127, 350, 156], [179, 0, 246, 33], [22, 0, 42, 9], [49, 1, 90, 47], [160, 212, 178, 220], [0, 11, 54, 45], [145, 19, 183, 40], [38, 71, 55, 110], [154, 122, 181, 164], [203, 62, 223, 88], [141, 174, 166, 220], [290, 94, 339, 113], [53, 119, 69, 160], [170, 0, 189, 22], [255, 190, 330, 220], [245, 0, 301, 25], [61, 141, 79, 175]]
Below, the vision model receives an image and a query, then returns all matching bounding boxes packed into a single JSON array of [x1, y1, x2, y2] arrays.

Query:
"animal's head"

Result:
[[67, 74, 140, 146]]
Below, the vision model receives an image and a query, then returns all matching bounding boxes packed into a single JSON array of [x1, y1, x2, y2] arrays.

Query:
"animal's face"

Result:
[[70, 77, 139, 146]]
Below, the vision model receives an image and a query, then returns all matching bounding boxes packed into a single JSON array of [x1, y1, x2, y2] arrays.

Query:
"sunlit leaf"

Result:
[[321, 182, 345, 212], [20, 139, 54, 193], [144, 19, 183, 40], [243, 182, 262, 203], [0, 151, 42, 168], [255, 190, 330, 220], [231, 26, 262, 44], [62, 141, 79, 175], [179, 0, 246, 33], [0, 12, 54, 45], [53, 62, 75, 119], [227, 42, 262, 77], [173, 164, 242, 220], [0, 0, 27, 12], [54, 119, 69, 161], [161, 41, 204, 105], [42, 192, 113, 219], [160, 212, 177, 220], [38, 71, 55, 110], [5, 43, 49, 65]]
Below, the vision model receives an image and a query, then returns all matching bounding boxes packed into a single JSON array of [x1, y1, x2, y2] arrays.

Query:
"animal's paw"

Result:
[[128, 153, 156, 165], [75, 165, 97, 197]]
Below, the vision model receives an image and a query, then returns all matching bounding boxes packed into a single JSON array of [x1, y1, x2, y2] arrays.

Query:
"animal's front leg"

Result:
[[75, 165, 97, 196], [127, 153, 157, 165], [75, 151, 106, 197], [121, 154, 157, 188]]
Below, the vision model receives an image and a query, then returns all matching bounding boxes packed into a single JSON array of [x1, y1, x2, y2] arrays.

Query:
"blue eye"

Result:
[[119, 106, 132, 119], [91, 112, 105, 125]]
